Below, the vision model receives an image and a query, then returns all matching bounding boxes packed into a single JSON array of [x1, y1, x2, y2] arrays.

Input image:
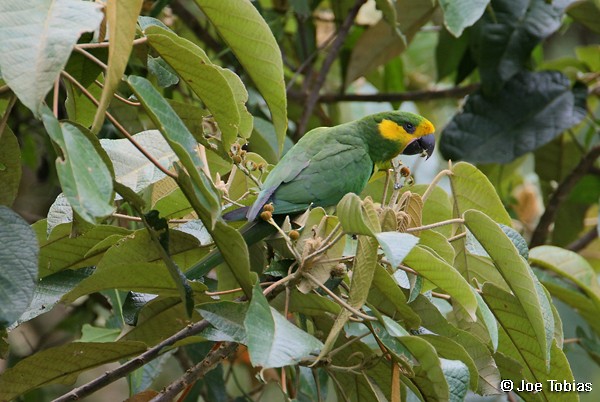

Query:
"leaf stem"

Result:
[[405, 218, 464, 233], [421, 169, 452, 203]]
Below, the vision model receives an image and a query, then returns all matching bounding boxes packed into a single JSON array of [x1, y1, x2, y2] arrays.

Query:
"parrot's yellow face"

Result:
[[377, 118, 435, 144]]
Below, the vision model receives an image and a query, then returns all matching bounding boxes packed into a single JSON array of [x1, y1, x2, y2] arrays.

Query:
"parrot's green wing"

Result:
[[247, 126, 373, 220]]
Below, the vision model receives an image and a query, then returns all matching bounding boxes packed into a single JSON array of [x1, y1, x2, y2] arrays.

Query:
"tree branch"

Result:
[[150, 342, 239, 402], [289, 84, 479, 104], [52, 320, 212, 402], [295, 0, 367, 139], [567, 225, 598, 252], [530, 144, 600, 247]]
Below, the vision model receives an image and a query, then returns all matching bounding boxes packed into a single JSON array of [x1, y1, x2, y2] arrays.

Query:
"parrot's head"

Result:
[[375, 112, 436, 160]]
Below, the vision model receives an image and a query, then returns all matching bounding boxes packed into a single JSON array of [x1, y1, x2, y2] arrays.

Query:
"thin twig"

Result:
[[447, 232, 467, 242], [303, 229, 345, 263], [94, 80, 141, 106], [567, 225, 598, 252], [0, 95, 17, 139], [262, 273, 296, 296], [303, 272, 376, 321], [268, 217, 303, 261], [112, 213, 191, 224], [421, 169, 452, 203], [73, 47, 108, 70], [61, 70, 178, 179], [405, 218, 464, 233], [76, 37, 147, 49], [530, 145, 600, 247], [295, 0, 367, 139]]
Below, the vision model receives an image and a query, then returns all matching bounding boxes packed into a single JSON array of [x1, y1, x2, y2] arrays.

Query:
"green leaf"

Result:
[[471, 0, 566, 94], [288, 291, 341, 316], [0, 341, 146, 401], [0, 125, 21, 206], [0, 206, 38, 328], [195, 0, 287, 154], [440, 71, 587, 164], [368, 265, 421, 329], [16, 268, 93, 326], [198, 301, 248, 343], [144, 25, 247, 150], [483, 283, 577, 402], [0, 0, 103, 115], [404, 246, 478, 320], [399, 336, 449, 401], [127, 75, 221, 228], [568, 0, 600, 34], [78, 324, 121, 343], [36, 222, 130, 278], [91, 0, 144, 132], [436, 28, 471, 82], [121, 297, 202, 345], [64, 52, 104, 128], [147, 56, 179, 88], [375, 232, 419, 267], [345, 0, 436, 84], [464, 210, 550, 366], [41, 108, 115, 224], [100, 130, 179, 198], [439, 0, 489, 37], [61, 229, 209, 302], [410, 295, 501, 395], [440, 358, 470, 401], [244, 285, 323, 368], [449, 162, 512, 225]]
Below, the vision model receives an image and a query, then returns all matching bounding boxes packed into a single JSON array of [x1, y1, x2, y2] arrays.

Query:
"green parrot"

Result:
[[186, 111, 435, 278]]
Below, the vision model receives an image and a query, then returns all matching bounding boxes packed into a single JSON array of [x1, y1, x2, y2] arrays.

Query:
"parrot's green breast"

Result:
[[245, 111, 435, 221]]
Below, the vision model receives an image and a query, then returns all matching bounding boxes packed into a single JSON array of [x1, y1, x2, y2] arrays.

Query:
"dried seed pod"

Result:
[[400, 166, 411, 177], [263, 204, 275, 212], [232, 155, 243, 164], [288, 229, 300, 240]]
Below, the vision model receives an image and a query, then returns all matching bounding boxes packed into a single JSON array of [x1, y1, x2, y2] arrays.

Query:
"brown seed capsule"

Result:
[[263, 204, 275, 212], [232, 155, 243, 164], [257, 162, 266, 171], [260, 211, 272, 221], [288, 230, 300, 240], [246, 161, 257, 171], [400, 166, 411, 177]]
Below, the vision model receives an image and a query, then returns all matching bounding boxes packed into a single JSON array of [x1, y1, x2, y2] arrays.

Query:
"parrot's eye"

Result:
[[403, 122, 416, 134]]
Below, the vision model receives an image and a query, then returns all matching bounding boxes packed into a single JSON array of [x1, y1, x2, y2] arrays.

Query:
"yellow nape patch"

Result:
[[378, 119, 411, 142]]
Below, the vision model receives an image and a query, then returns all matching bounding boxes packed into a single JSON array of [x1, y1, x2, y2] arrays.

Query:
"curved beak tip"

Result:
[[403, 133, 436, 159]]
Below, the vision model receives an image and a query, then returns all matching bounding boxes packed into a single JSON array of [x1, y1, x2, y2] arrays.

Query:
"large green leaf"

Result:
[[464, 210, 550, 366], [127, 75, 221, 228], [0, 0, 103, 115], [0, 125, 21, 206], [41, 108, 115, 224], [449, 162, 512, 225], [244, 285, 323, 368], [59, 226, 209, 319], [0, 341, 146, 401], [439, 0, 489, 37], [145, 26, 250, 150], [198, 301, 249, 343], [404, 246, 478, 320], [470, 0, 566, 94], [195, 0, 287, 154], [0, 206, 38, 328], [375, 232, 419, 268], [483, 283, 577, 402], [345, 0, 437, 84], [410, 295, 501, 395], [36, 221, 130, 278], [440, 71, 587, 164], [92, 0, 143, 131]]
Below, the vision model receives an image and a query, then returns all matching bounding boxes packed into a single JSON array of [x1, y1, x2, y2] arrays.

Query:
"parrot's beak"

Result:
[[403, 134, 435, 160]]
